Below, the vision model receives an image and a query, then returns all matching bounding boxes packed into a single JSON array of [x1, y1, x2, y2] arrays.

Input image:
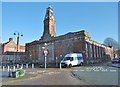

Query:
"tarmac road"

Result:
[[3, 69, 91, 85], [72, 65, 119, 85]]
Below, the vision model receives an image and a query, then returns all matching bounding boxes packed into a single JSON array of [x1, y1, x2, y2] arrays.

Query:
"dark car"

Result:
[[111, 58, 120, 63]]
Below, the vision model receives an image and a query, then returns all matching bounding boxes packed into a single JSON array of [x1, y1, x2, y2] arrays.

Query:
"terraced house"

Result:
[[25, 5, 114, 65]]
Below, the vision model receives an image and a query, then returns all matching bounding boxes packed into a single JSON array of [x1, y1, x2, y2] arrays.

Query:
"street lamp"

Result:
[[82, 51, 86, 65], [8, 56, 11, 77], [42, 43, 48, 69]]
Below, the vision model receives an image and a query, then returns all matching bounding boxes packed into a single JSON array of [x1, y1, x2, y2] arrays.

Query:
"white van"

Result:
[[60, 53, 84, 68]]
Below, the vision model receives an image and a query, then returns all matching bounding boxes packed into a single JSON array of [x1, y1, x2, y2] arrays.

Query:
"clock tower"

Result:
[[42, 5, 56, 40]]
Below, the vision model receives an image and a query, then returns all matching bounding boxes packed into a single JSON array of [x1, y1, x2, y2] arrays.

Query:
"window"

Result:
[[70, 57, 73, 61], [86, 42, 88, 58], [97, 46, 99, 58], [90, 44, 93, 57], [63, 57, 71, 61], [99, 47, 101, 58], [94, 45, 96, 58], [77, 57, 82, 60]]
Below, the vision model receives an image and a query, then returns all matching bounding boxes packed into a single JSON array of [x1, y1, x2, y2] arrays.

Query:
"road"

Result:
[[3, 69, 91, 85], [72, 65, 119, 85], [1, 62, 119, 86]]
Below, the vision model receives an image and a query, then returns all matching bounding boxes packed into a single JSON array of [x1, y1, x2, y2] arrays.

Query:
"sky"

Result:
[[2, 2, 118, 46]]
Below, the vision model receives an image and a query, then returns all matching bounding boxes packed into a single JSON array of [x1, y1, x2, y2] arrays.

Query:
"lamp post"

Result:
[[42, 43, 48, 69], [82, 51, 86, 65], [8, 56, 11, 77], [30, 54, 32, 63]]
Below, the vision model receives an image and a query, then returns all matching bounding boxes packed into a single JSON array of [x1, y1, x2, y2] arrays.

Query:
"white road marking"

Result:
[[101, 69, 108, 72], [109, 70, 117, 72], [79, 70, 85, 71], [93, 70, 100, 72], [73, 70, 78, 72]]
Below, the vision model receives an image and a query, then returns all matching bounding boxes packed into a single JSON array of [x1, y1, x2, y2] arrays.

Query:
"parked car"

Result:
[[111, 58, 120, 63]]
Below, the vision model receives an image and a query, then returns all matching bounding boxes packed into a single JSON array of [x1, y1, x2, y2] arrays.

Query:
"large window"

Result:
[[94, 45, 96, 58], [99, 47, 102, 58], [90, 44, 92, 58], [96, 46, 99, 58], [86, 42, 88, 58]]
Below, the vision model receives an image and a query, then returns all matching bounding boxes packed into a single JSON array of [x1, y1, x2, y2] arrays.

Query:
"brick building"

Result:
[[2, 38, 25, 53], [2, 38, 25, 65], [26, 6, 114, 65], [0, 43, 2, 63]]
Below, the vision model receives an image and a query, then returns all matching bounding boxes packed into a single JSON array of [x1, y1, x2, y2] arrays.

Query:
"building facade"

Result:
[[2, 38, 25, 53], [0, 43, 2, 64], [26, 6, 114, 65], [2, 38, 25, 65]]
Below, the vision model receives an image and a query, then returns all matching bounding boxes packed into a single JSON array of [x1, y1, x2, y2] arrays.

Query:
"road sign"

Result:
[[44, 50, 48, 55]]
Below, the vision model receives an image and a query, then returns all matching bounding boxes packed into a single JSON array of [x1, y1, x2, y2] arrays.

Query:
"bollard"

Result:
[[26, 64, 28, 69], [17, 64, 19, 69], [13, 66, 16, 71], [56, 57, 58, 67], [2, 66, 5, 71], [8, 66, 11, 77], [8, 66, 10, 72], [32, 64, 34, 68], [60, 63, 62, 69], [21, 64, 23, 69]]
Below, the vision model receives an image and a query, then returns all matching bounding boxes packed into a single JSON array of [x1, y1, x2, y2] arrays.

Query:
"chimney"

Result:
[[17, 36, 20, 52], [9, 38, 13, 42]]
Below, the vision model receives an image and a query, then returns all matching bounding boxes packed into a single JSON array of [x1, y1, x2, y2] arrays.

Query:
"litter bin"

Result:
[[12, 71, 19, 78]]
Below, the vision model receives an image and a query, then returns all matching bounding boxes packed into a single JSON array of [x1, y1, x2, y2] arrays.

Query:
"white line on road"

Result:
[[79, 70, 85, 71], [73, 70, 78, 72], [109, 70, 117, 72], [101, 69, 108, 72], [93, 70, 100, 72]]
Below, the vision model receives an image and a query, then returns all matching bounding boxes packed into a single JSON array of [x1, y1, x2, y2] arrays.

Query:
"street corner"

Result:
[[2, 71, 38, 85]]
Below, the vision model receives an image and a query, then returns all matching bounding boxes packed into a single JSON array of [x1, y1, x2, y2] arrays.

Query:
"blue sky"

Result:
[[2, 2, 118, 46]]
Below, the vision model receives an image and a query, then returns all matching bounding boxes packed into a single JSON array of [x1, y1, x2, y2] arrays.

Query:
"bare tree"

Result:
[[104, 37, 118, 51]]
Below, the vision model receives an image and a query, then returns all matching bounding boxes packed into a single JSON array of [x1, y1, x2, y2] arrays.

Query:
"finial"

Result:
[[48, 4, 52, 8]]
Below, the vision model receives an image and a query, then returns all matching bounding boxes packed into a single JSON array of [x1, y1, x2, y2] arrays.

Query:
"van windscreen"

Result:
[[63, 57, 71, 61]]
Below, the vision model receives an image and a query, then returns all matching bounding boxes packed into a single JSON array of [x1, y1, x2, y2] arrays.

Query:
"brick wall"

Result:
[[25, 30, 114, 65], [3, 38, 25, 53]]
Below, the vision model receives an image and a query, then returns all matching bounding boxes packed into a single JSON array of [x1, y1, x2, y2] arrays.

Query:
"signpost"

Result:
[[44, 50, 48, 69]]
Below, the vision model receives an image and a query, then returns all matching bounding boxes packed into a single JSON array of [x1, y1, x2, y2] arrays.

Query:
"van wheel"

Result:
[[69, 64, 72, 68], [80, 62, 83, 66]]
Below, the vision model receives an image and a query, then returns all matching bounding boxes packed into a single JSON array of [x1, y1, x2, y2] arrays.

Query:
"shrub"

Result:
[[17, 69, 24, 75]]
